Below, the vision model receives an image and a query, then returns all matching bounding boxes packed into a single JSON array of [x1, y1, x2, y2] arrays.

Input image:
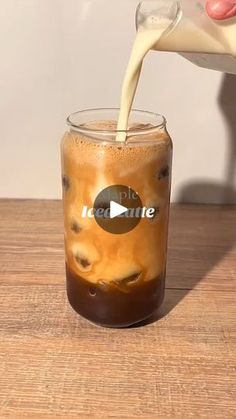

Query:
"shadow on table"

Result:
[[131, 74, 236, 328], [178, 73, 236, 206]]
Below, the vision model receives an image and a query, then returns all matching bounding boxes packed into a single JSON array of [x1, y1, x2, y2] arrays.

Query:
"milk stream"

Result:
[[116, 15, 236, 142], [116, 22, 170, 142]]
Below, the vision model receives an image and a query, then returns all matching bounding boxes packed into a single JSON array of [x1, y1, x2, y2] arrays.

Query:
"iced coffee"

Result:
[[61, 109, 172, 327]]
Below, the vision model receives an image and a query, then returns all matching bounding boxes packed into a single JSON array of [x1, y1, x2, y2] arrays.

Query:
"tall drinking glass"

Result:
[[61, 109, 172, 327]]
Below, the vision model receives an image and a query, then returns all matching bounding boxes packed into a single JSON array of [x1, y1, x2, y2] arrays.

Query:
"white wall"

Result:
[[0, 0, 236, 203]]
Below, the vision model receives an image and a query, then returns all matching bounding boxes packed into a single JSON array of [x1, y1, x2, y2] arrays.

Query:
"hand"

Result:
[[206, 0, 236, 20]]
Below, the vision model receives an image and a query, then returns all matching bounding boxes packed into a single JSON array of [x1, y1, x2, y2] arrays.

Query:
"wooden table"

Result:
[[0, 200, 235, 418]]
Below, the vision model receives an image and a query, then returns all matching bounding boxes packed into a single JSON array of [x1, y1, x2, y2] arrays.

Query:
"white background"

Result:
[[0, 0, 236, 202]]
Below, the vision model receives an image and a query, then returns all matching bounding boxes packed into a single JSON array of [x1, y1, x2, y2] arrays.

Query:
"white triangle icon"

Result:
[[110, 201, 128, 219]]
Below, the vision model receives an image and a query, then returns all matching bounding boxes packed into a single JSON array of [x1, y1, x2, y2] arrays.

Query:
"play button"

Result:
[[93, 185, 143, 234], [110, 201, 128, 219]]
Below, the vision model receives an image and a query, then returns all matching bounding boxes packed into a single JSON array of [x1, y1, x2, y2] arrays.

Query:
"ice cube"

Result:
[[151, 206, 160, 221], [158, 165, 169, 180], [71, 220, 82, 234], [62, 175, 70, 190], [114, 272, 142, 287], [72, 242, 99, 273], [75, 254, 91, 269]]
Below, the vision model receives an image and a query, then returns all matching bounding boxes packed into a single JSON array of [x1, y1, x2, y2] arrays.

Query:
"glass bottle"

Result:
[[136, 0, 236, 74]]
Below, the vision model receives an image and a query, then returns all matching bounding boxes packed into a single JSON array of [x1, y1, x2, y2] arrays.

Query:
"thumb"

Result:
[[206, 0, 236, 20]]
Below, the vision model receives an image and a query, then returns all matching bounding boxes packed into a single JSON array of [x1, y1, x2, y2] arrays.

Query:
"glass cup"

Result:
[[61, 108, 172, 327]]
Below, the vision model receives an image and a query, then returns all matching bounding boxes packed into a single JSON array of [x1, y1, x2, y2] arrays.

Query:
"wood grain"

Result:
[[0, 200, 235, 417]]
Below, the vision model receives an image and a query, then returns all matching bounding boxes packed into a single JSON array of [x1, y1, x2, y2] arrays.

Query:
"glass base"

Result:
[[66, 265, 165, 328]]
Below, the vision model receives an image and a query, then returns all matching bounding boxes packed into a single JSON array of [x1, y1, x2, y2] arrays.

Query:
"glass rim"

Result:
[[135, 0, 182, 36], [66, 108, 167, 138]]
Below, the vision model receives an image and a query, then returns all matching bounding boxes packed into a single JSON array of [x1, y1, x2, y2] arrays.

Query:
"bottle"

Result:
[[136, 0, 236, 74]]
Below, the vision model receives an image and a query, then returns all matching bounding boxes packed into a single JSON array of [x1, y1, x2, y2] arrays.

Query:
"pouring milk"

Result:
[[116, 0, 236, 142]]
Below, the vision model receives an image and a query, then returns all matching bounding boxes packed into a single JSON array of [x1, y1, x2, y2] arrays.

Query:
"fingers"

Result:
[[206, 0, 236, 20]]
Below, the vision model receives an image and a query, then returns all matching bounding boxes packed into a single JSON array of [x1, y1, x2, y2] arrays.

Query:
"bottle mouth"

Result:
[[136, 0, 182, 36], [67, 108, 166, 138]]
